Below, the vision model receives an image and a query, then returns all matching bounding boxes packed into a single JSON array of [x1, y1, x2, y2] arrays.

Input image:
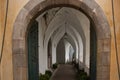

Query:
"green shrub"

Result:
[[52, 63, 58, 69], [80, 74, 88, 80], [39, 74, 49, 80], [39, 70, 52, 80], [45, 70, 52, 77], [77, 69, 88, 80]]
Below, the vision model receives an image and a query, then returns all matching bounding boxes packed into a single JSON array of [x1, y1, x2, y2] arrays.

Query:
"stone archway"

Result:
[[12, 0, 111, 80]]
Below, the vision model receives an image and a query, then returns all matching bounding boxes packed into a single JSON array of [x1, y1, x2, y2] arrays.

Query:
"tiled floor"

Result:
[[51, 64, 77, 80]]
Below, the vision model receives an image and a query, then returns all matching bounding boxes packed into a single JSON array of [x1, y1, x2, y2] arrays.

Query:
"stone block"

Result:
[[97, 52, 103, 66], [13, 54, 27, 67], [101, 52, 110, 66], [103, 39, 111, 52], [14, 67, 28, 80], [97, 39, 104, 53]]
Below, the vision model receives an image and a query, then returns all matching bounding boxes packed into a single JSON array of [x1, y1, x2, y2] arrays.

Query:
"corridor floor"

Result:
[[51, 64, 77, 80]]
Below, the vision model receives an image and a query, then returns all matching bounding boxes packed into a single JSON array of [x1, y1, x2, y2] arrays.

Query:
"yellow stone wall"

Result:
[[111, 0, 120, 80], [0, 0, 120, 80], [95, 0, 120, 80], [0, 0, 29, 80]]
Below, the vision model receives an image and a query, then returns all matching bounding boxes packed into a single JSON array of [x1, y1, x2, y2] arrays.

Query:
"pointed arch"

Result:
[[12, 0, 111, 80]]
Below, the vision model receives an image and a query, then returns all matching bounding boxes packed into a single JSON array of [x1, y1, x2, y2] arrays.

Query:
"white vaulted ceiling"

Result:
[[43, 7, 89, 47], [36, 7, 90, 68]]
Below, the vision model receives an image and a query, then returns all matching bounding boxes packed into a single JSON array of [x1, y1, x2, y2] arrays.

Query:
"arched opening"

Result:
[[56, 34, 75, 64], [12, 0, 111, 80], [64, 40, 74, 63], [56, 37, 66, 64]]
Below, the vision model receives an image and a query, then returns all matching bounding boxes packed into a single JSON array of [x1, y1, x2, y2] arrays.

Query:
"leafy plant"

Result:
[[39, 74, 49, 80], [76, 68, 88, 80], [52, 63, 58, 69], [39, 70, 52, 80], [45, 70, 52, 77]]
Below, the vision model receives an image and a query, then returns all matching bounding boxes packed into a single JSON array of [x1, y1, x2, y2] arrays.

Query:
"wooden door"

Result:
[[90, 24, 97, 80], [28, 21, 39, 80]]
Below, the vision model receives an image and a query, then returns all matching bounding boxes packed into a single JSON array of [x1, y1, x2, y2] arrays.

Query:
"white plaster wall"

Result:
[[44, 8, 85, 67], [36, 7, 90, 74], [51, 25, 77, 64], [36, 16, 47, 74], [51, 21, 84, 65], [51, 26, 65, 64], [66, 25, 79, 62], [43, 13, 66, 70], [51, 24, 79, 64], [69, 46, 74, 62], [64, 41, 71, 63], [64, 41, 74, 63], [51, 25, 78, 64], [51, 42, 56, 64], [64, 7, 90, 69], [56, 38, 65, 63], [66, 25, 82, 64], [72, 9, 90, 68]]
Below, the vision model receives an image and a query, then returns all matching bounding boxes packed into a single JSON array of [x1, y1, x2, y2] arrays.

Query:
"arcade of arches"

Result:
[[0, 0, 120, 80], [13, 2, 111, 80]]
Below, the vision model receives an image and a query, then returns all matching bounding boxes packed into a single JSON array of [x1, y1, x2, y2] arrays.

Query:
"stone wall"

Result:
[[95, 0, 120, 79], [0, 0, 120, 80], [0, 0, 29, 80]]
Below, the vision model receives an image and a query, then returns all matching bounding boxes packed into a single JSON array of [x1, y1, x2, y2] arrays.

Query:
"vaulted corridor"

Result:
[[26, 7, 97, 80], [9, 0, 112, 80], [12, 6, 111, 80]]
